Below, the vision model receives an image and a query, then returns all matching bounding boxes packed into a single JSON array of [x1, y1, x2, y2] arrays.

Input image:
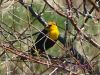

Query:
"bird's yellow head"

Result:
[[46, 22, 60, 40], [46, 22, 58, 31]]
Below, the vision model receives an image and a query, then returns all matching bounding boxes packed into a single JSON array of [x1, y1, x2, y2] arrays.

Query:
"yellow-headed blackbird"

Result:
[[30, 21, 60, 55]]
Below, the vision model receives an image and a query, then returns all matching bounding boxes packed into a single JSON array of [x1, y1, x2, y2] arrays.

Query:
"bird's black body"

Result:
[[30, 29, 56, 55]]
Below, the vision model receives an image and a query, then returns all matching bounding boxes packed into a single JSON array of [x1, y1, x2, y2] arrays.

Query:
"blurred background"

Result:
[[0, 0, 100, 75]]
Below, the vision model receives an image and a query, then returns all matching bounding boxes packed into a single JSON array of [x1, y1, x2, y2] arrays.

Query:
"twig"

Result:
[[90, 52, 100, 61], [44, 0, 100, 50], [0, 44, 68, 71], [19, 0, 47, 26], [88, 0, 99, 11], [69, 17, 100, 50], [0, 51, 5, 57]]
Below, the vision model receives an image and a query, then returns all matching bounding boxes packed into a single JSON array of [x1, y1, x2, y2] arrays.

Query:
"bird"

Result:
[[28, 21, 60, 56]]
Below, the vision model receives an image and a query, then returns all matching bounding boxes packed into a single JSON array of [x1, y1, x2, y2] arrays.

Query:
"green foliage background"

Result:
[[0, 0, 100, 75]]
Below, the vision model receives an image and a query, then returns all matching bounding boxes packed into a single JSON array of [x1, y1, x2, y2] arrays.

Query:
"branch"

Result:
[[19, 0, 47, 26], [88, 0, 99, 11], [0, 44, 70, 72], [44, 0, 100, 50]]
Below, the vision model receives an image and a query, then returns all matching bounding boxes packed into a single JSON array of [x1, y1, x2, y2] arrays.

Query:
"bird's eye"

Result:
[[49, 25, 52, 27], [47, 25, 52, 28]]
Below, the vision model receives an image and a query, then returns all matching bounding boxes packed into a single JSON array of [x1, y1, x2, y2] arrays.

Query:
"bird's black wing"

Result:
[[29, 29, 48, 55], [35, 29, 48, 43], [35, 29, 56, 52]]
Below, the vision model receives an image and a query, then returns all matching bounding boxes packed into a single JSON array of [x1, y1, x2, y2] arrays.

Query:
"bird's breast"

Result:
[[48, 30, 59, 40]]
